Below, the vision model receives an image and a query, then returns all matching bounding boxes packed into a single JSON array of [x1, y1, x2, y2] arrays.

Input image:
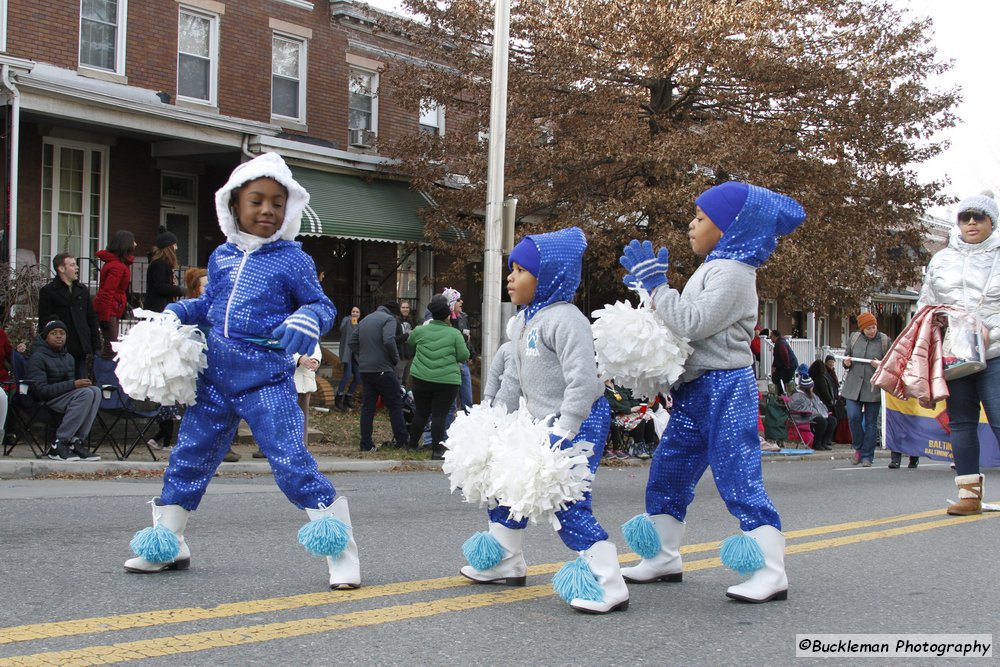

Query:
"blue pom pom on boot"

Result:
[[723, 526, 788, 603], [621, 513, 685, 584], [124, 497, 191, 573], [301, 497, 360, 590], [460, 523, 527, 586]]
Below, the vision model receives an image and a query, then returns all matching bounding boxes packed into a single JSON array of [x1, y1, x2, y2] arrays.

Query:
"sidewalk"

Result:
[[0, 441, 888, 480]]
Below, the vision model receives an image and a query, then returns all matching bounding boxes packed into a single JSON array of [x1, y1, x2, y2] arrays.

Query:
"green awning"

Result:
[[291, 167, 430, 243]]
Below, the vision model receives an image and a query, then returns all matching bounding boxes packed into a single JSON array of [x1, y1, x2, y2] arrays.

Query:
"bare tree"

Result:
[[377, 0, 957, 311]]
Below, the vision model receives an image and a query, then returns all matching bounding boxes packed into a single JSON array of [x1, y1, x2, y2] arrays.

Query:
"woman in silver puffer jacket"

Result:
[[916, 192, 1000, 516]]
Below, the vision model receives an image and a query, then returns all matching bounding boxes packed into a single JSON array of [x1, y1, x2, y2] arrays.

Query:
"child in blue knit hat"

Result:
[[619, 182, 805, 603], [458, 226, 629, 614]]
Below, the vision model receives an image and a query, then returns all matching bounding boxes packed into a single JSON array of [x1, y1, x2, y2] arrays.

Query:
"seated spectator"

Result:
[[603, 380, 657, 459], [787, 364, 837, 451], [27, 320, 102, 461], [809, 358, 837, 416]]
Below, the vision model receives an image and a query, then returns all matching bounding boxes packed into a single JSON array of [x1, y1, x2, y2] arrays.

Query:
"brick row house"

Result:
[[0, 0, 451, 327]]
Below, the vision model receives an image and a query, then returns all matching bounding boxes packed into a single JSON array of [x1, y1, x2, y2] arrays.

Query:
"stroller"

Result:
[[761, 388, 812, 449]]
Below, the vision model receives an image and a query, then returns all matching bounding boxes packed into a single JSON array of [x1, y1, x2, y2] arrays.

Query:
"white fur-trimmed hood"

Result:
[[214, 152, 308, 251]]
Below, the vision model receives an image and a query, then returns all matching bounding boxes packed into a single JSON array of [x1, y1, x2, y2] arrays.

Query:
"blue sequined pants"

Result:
[[160, 333, 336, 511], [488, 397, 611, 551], [645, 368, 780, 532]]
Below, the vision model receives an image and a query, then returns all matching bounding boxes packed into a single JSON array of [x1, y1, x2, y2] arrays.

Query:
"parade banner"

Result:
[[884, 393, 1000, 467]]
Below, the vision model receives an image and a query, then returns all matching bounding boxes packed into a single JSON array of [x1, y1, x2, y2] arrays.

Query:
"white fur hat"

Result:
[[215, 152, 308, 248]]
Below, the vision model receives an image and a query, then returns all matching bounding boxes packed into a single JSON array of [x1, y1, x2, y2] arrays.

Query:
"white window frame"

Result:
[[348, 67, 379, 137], [40, 138, 109, 281], [419, 98, 445, 137], [760, 298, 777, 332], [396, 246, 418, 300], [0, 0, 8, 53], [176, 5, 219, 106], [79, 0, 128, 75], [271, 32, 308, 124]]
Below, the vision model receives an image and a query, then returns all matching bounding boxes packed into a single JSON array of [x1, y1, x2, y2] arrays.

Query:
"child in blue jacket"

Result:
[[123, 153, 359, 590]]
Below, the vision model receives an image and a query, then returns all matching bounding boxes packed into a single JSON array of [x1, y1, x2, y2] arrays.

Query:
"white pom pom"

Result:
[[112, 309, 207, 405], [442, 402, 511, 507], [592, 288, 692, 398], [443, 400, 596, 529]]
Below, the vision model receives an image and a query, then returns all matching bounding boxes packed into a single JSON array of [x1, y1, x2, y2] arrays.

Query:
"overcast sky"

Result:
[[362, 0, 997, 219]]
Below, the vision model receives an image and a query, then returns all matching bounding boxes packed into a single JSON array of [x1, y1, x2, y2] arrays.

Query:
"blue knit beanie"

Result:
[[695, 182, 750, 234], [508, 237, 541, 277]]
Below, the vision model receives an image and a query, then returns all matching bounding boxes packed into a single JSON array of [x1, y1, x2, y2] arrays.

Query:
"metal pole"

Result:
[[481, 0, 511, 379]]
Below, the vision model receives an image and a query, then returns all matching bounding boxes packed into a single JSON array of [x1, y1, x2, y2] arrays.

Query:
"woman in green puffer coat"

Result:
[[406, 294, 470, 458]]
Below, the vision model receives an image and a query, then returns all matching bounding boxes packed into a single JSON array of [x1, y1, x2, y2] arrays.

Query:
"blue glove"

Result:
[[549, 432, 570, 449], [619, 239, 669, 292], [272, 307, 321, 357]]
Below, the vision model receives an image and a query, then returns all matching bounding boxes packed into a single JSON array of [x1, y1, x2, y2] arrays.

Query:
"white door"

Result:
[[160, 206, 197, 268]]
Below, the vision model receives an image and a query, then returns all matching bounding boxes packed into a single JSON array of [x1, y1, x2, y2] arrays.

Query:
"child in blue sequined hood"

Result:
[[619, 182, 805, 604], [460, 226, 629, 614], [123, 153, 360, 591]]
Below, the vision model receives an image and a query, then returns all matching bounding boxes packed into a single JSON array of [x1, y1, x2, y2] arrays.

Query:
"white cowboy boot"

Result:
[[124, 498, 191, 573], [947, 474, 984, 516], [621, 513, 685, 583], [725, 525, 788, 603], [460, 523, 527, 586], [301, 496, 360, 589], [555, 540, 630, 614]]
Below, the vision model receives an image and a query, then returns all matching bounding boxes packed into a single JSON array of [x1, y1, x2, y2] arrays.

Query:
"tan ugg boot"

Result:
[[947, 474, 984, 516]]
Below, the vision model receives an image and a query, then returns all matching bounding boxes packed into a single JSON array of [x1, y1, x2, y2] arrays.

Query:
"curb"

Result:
[[0, 457, 446, 480], [0, 448, 886, 479]]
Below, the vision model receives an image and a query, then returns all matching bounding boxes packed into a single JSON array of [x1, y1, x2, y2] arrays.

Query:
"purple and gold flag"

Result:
[[884, 393, 1000, 467]]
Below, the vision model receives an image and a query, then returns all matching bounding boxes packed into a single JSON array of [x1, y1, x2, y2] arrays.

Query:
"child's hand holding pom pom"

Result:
[[112, 308, 207, 405], [592, 286, 692, 398]]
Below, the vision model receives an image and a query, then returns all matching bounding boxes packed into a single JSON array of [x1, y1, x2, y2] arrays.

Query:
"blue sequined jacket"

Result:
[[169, 240, 335, 343]]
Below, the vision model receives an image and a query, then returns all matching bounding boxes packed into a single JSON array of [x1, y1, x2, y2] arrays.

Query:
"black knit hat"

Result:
[[427, 295, 451, 321], [155, 226, 178, 249], [41, 320, 68, 338]]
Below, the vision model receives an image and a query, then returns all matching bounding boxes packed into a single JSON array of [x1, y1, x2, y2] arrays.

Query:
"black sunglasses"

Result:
[[958, 211, 989, 223]]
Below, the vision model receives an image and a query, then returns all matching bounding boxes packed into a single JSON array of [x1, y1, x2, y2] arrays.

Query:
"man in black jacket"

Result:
[[37, 253, 101, 379], [26, 320, 102, 461]]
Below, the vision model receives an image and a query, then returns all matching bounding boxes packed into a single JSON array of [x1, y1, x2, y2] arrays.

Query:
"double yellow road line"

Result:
[[1, 508, 996, 666]]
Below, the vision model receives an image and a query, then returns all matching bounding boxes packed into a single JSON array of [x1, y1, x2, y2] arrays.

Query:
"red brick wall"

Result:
[[108, 138, 160, 252], [7, 3, 79, 68], [14, 128, 41, 254], [7, 2, 439, 150]]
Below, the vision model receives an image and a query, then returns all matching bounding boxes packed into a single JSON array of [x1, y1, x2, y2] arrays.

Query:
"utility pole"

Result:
[[480, 0, 511, 374]]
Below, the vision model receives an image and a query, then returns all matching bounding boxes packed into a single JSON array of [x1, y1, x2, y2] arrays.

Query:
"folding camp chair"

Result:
[[7, 350, 62, 458], [91, 356, 161, 460], [762, 389, 812, 448]]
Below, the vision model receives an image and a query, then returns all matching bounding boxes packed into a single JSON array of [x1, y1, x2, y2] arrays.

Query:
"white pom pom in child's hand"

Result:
[[442, 402, 511, 507], [112, 308, 207, 405], [443, 400, 596, 529], [592, 288, 691, 398]]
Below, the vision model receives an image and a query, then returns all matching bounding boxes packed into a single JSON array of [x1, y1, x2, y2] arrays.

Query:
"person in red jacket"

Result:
[[94, 230, 136, 359]]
